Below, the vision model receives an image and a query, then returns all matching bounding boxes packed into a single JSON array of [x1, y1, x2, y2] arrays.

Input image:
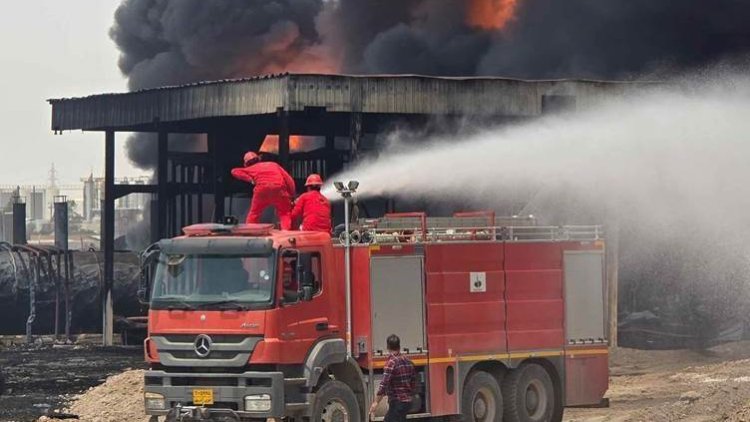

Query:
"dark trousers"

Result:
[[385, 400, 411, 422]]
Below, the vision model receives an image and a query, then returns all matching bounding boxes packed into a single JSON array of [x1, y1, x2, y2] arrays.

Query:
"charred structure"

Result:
[[49, 73, 646, 238], [49, 73, 646, 344]]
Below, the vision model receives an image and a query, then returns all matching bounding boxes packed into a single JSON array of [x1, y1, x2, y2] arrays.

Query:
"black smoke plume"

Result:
[[110, 0, 330, 168], [112, 0, 750, 168]]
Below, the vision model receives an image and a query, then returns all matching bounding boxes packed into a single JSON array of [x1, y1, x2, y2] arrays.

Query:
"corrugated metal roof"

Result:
[[49, 73, 654, 132]]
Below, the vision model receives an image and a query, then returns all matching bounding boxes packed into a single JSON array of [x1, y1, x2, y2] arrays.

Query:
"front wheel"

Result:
[[502, 363, 556, 422], [312, 380, 361, 422], [461, 371, 503, 422]]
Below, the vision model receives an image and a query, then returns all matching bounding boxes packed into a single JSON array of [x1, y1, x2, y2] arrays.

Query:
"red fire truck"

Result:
[[140, 211, 609, 422]]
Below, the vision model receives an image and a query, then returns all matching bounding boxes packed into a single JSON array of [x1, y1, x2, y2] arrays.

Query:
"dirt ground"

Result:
[[0, 343, 144, 422], [565, 342, 750, 422], [38, 370, 150, 422], [28, 341, 750, 422]]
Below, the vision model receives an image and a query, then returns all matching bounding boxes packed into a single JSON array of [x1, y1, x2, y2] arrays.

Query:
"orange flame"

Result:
[[467, 0, 520, 30], [259, 135, 324, 154], [247, 19, 343, 76]]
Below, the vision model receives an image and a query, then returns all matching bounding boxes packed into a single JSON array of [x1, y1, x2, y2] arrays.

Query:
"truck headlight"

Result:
[[144, 392, 166, 410], [244, 394, 272, 412]]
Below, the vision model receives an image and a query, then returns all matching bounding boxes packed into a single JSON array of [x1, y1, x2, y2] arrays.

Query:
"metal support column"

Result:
[[607, 222, 620, 349], [54, 196, 68, 340], [64, 251, 72, 340], [103, 130, 115, 346], [157, 130, 169, 238], [349, 112, 362, 162], [27, 254, 38, 343], [208, 132, 225, 221], [149, 199, 159, 244], [325, 133, 335, 178], [53, 197, 69, 250], [278, 108, 290, 167]]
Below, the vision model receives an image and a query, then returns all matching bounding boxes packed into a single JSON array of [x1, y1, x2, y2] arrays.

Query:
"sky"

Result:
[[0, 0, 149, 185]]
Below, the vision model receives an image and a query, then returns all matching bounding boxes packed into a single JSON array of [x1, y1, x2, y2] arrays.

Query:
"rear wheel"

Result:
[[461, 371, 503, 422], [502, 363, 555, 422], [312, 380, 361, 422]]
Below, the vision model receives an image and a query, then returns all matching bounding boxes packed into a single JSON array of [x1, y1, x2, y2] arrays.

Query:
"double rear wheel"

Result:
[[462, 371, 503, 422], [502, 364, 558, 422], [461, 364, 559, 422]]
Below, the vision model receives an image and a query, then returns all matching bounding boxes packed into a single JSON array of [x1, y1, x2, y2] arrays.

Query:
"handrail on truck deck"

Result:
[[384, 212, 427, 241], [333, 215, 604, 246]]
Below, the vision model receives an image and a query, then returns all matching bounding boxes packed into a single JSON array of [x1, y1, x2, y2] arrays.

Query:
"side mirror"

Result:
[[296, 252, 315, 301], [301, 285, 314, 302]]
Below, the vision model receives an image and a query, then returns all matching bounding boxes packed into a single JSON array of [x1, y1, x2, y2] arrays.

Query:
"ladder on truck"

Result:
[[335, 211, 604, 245]]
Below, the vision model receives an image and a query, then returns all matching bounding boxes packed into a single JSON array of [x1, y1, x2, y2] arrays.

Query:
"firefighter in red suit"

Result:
[[230, 151, 296, 230], [291, 174, 332, 233]]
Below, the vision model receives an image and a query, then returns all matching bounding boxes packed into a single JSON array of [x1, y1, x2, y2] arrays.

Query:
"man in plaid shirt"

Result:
[[369, 334, 416, 421]]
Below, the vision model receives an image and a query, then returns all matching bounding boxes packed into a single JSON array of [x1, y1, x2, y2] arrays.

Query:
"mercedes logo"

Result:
[[194, 334, 212, 358]]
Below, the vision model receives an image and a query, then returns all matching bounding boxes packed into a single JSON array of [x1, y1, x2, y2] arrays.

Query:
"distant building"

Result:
[[0, 186, 44, 218], [0, 190, 14, 211], [0, 169, 149, 240], [82, 172, 98, 221], [26, 188, 45, 221], [81, 174, 150, 221], [0, 211, 12, 243]]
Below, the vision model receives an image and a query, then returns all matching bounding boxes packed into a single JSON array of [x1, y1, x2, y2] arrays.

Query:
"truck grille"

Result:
[[162, 334, 248, 344], [151, 334, 262, 367], [169, 351, 239, 360], [170, 377, 239, 387]]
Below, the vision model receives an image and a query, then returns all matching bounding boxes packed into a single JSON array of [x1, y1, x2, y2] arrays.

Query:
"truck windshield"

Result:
[[150, 253, 275, 310]]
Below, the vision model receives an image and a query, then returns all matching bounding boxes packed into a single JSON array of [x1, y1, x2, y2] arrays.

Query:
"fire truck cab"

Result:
[[141, 213, 609, 421]]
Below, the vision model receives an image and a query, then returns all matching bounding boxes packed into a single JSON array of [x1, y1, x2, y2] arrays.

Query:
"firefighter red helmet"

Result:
[[305, 174, 323, 187], [243, 151, 259, 166]]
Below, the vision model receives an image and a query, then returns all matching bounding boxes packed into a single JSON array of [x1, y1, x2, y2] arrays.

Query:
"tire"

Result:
[[461, 371, 503, 422], [502, 364, 556, 422], [312, 380, 361, 422], [550, 391, 563, 422]]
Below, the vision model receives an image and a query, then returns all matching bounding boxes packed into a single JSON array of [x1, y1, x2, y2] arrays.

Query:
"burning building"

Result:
[[48, 73, 650, 342], [43, 0, 750, 345], [49, 73, 649, 240]]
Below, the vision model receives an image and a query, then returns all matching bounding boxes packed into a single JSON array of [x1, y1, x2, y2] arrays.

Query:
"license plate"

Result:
[[192, 389, 214, 406]]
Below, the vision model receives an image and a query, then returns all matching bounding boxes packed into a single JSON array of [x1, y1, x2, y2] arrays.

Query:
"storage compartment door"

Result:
[[564, 251, 608, 406], [370, 256, 425, 354], [563, 251, 606, 343]]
